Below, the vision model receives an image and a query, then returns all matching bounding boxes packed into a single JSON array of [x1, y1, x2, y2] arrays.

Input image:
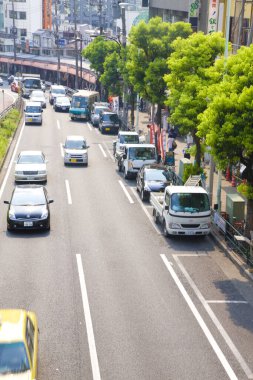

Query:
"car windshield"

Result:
[[25, 106, 41, 112], [18, 155, 44, 164], [95, 107, 109, 114], [65, 140, 86, 149], [129, 147, 156, 160], [52, 88, 65, 94], [145, 169, 169, 181], [102, 114, 119, 123], [24, 79, 41, 89], [31, 91, 43, 97], [0, 342, 30, 374], [171, 193, 210, 213], [71, 97, 87, 108], [12, 189, 46, 206], [120, 135, 139, 144]]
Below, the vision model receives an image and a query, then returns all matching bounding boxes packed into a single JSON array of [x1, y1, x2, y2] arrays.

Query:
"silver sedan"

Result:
[[14, 151, 48, 183], [30, 90, 47, 108]]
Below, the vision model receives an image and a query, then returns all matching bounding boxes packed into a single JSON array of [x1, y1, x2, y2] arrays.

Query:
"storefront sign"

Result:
[[208, 0, 219, 34], [189, 0, 201, 17]]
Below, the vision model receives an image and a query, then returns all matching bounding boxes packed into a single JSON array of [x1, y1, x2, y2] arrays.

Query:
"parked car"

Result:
[[0, 308, 38, 379], [99, 111, 120, 134], [10, 80, 20, 93], [14, 151, 47, 183], [30, 90, 46, 108], [63, 135, 89, 166], [0, 77, 3, 86], [7, 74, 14, 84], [54, 96, 71, 112], [113, 131, 140, 158], [49, 85, 66, 105], [91, 103, 110, 127], [136, 164, 171, 201], [24, 102, 43, 125], [4, 185, 53, 231]]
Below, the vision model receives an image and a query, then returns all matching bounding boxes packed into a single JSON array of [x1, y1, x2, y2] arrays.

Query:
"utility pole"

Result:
[[120, 4, 128, 129], [11, 0, 17, 72], [55, 0, 61, 84], [98, 0, 103, 35], [74, 0, 79, 89]]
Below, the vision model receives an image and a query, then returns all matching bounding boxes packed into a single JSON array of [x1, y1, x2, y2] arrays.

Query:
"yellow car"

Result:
[[0, 309, 38, 379]]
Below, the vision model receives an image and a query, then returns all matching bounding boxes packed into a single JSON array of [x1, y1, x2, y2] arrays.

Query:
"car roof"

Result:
[[101, 111, 117, 115], [167, 186, 208, 194], [31, 90, 44, 94], [119, 131, 139, 136], [66, 135, 85, 141], [25, 102, 42, 107], [51, 85, 65, 89], [19, 150, 43, 156], [15, 185, 45, 193], [0, 309, 27, 343]]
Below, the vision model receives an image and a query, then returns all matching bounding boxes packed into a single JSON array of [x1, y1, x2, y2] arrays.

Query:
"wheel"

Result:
[[118, 161, 122, 172], [141, 189, 147, 202], [124, 168, 129, 179], [153, 209, 159, 224], [163, 220, 168, 237]]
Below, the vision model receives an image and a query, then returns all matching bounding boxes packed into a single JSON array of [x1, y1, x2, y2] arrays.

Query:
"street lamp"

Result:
[[54, 0, 61, 85], [119, 2, 128, 129]]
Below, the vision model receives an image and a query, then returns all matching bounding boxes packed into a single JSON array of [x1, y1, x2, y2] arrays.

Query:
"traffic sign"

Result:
[[58, 39, 66, 47]]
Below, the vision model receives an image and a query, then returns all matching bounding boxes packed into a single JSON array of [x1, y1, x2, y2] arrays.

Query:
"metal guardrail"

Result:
[[212, 210, 253, 267], [0, 96, 23, 121]]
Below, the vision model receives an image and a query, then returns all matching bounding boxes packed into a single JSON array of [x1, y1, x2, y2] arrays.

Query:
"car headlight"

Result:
[[201, 223, 210, 229], [41, 206, 48, 219], [15, 171, 23, 175], [65, 153, 71, 158], [169, 223, 181, 229], [9, 206, 16, 220], [128, 161, 133, 169], [38, 170, 46, 174]]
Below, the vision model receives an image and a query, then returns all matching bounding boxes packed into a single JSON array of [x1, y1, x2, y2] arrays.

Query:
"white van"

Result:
[[24, 102, 43, 125], [49, 85, 66, 105], [118, 144, 157, 179]]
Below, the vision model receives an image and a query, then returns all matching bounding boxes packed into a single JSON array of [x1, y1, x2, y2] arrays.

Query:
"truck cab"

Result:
[[114, 131, 140, 158], [119, 143, 157, 179]]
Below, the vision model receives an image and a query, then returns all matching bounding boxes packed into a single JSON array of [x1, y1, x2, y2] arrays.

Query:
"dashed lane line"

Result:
[[98, 144, 107, 158], [118, 180, 134, 204]]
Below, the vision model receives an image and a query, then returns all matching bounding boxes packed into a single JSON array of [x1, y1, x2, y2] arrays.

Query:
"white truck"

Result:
[[113, 131, 140, 158], [21, 74, 42, 98], [151, 186, 211, 236], [118, 143, 157, 179]]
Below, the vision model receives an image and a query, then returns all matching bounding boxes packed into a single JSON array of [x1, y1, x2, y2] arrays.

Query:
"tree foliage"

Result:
[[100, 51, 122, 96], [164, 32, 225, 165]]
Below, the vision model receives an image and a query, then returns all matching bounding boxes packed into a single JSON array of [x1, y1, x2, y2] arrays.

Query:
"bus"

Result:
[[69, 90, 100, 121]]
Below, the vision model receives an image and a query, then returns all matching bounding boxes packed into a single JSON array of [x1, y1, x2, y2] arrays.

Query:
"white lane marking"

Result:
[[206, 300, 248, 304], [160, 254, 238, 380], [173, 254, 253, 379], [88, 123, 92, 131], [130, 187, 161, 234], [103, 142, 114, 161], [118, 180, 134, 204], [65, 180, 72, 205], [57, 120, 61, 130], [98, 144, 107, 158], [76, 254, 101, 380], [60, 143, 64, 158], [0, 121, 25, 200]]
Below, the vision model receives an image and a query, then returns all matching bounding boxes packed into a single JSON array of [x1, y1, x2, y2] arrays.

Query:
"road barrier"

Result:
[[0, 95, 23, 122]]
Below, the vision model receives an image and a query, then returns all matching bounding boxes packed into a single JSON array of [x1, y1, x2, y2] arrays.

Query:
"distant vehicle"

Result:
[[63, 135, 89, 166], [98, 111, 120, 134], [14, 151, 47, 183], [4, 185, 53, 231], [118, 144, 157, 179], [136, 164, 171, 201], [49, 85, 66, 105], [30, 90, 46, 108], [69, 90, 100, 121], [151, 186, 211, 236], [7, 74, 14, 84], [54, 96, 71, 112], [24, 101, 43, 125], [21, 75, 42, 98], [10, 80, 20, 93], [0, 308, 38, 379], [113, 131, 140, 158], [0, 77, 3, 86], [91, 103, 110, 127]]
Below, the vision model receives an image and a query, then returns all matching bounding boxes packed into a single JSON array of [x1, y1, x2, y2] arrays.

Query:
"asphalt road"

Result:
[[0, 95, 253, 380]]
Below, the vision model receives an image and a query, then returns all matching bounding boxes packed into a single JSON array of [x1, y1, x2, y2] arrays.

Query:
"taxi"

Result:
[[0, 309, 38, 379]]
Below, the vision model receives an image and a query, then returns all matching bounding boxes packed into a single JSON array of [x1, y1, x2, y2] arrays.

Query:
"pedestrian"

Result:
[[167, 132, 175, 152]]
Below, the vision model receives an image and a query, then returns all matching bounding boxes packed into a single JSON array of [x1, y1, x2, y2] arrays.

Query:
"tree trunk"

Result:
[[193, 132, 201, 167], [155, 104, 162, 128], [245, 199, 253, 238]]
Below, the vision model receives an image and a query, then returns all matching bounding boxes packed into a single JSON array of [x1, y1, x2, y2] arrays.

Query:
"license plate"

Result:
[[28, 118, 33, 122], [70, 159, 77, 163], [28, 177, 35, 180], [62, 107, 66, 110], [186, 231, 195, 235], [24, 221, 33, 227], [105, 128, 110, 131]]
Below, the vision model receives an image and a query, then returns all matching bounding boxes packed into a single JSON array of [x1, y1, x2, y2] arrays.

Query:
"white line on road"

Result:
[[98, 144, 107, 158], [160, 254, 238, 380], [118, 180, 134, 204], [173, 254, 253, 379], [103, 142, 114, 161], [65, 180, 72, 205], [0, 121, 25, 200], [76, 254, 101, 380], [60, 143, 64, 158], [206, 300, 248, 304], [57, 120, 61, 130], [88, 123, 92, 131], [130, 187, 161, 234]]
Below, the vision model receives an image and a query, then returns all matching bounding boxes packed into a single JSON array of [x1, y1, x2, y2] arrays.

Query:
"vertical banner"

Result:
[[188, 0, 201, 18], [149, 124, 155, 144], [162, 129, 167, 158], [112, 96, 119, 113], [208, 0, 219, 34]]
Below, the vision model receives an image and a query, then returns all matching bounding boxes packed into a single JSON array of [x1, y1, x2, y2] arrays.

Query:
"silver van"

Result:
[[24, 102, 43, 125], [49, 85, 66, 105]]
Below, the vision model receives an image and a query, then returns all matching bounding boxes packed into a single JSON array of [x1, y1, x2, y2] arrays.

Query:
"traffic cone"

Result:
[[225, 166, 231, 181], [231, 174, 236, 187]]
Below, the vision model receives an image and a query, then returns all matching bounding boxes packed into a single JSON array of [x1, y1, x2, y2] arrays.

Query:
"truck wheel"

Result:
[[141, 189, 146, 202], [124, 168, 128, 179], [118, 162, 122, 172], [163, 220, 168, 237], [153, 209, 159, 224]]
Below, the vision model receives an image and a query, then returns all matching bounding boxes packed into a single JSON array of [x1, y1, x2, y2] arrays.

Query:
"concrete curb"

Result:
[[210, 230, 253, 282]]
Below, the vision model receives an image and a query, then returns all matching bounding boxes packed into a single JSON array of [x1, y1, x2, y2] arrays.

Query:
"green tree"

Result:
[[198, 45, 253, 234], [100, 51, 122, 96], [164, 32, 225, 166], [127, 17, 192, 126]]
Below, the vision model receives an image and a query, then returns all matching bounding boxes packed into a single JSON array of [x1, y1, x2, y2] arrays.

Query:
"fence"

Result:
[[0, 95, 23, 121]]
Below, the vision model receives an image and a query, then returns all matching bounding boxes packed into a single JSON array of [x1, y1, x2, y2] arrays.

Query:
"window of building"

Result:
[[20, 28, 27, 36], [19, 11, 26, 19]]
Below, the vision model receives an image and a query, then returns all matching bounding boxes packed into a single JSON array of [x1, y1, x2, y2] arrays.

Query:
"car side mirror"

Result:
[[48, 199, 54, 204], [165, 205, 169, 210], [123, 154, 127, 159], [4, 201, 10, 204]]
